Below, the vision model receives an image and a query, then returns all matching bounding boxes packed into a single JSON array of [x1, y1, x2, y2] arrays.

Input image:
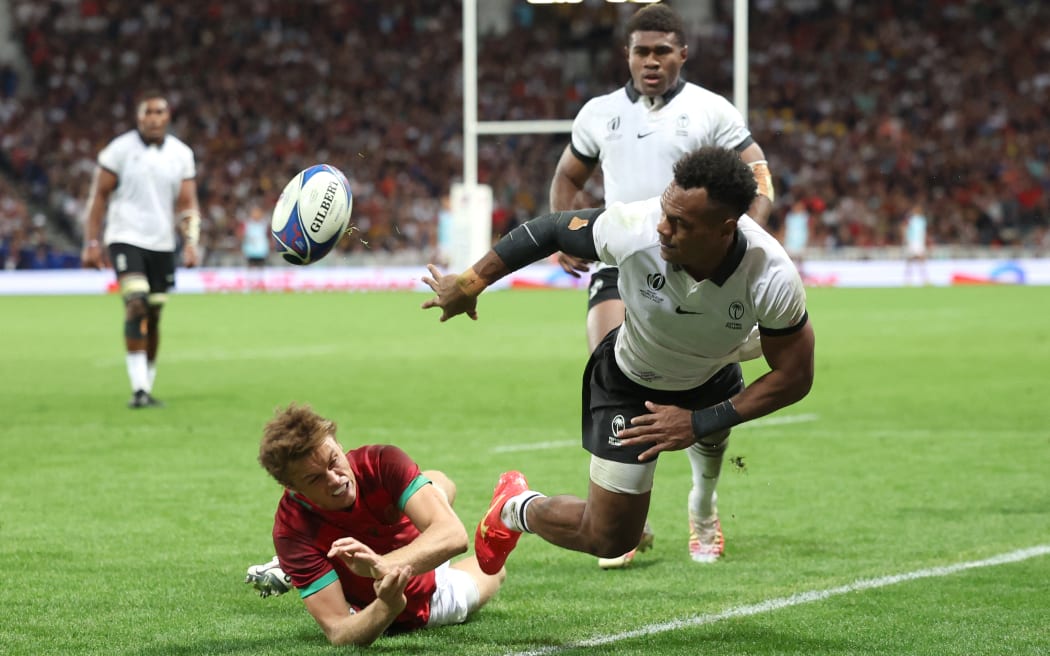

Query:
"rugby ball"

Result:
[[271, 164, 353, 265]]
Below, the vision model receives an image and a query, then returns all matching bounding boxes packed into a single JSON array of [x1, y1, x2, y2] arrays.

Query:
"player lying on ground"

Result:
[[248, 403, 512, 646]]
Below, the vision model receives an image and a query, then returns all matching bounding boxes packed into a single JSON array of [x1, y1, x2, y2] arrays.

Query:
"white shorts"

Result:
[[426, 561, 480, 627]]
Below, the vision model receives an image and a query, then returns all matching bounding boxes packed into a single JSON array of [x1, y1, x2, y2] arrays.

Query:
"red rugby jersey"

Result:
[[272, 444, 436, 631]]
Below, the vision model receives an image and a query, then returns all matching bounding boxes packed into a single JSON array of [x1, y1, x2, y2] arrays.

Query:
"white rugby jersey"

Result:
[[571, 80, 753, 206], [592, 198, 807, 391], [98, 130, 196, 251]]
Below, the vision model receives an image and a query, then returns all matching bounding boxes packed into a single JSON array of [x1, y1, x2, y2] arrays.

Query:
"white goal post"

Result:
[[450, 0, 748, 273]]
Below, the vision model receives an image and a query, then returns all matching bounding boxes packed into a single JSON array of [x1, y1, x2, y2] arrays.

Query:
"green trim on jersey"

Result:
[[299, 569, 339, 599], [397, 474, 432, 511]]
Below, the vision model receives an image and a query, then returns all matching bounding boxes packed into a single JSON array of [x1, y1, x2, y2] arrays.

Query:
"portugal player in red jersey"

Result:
[[250, 403, 513, 646]]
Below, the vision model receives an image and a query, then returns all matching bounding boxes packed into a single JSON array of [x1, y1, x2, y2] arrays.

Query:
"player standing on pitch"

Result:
[[80, 90, 202, 409], [548, 3, 777, 567]]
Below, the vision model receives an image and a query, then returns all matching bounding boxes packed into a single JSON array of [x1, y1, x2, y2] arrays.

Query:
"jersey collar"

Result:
[[674, 228, 748, 286], [709, 228, 748, 286], [136, 130, 166, 148], [624, 78, 686, 106]]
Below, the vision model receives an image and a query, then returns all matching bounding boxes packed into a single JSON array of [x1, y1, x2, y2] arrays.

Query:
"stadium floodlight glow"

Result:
[[526, 0, 583, 4]]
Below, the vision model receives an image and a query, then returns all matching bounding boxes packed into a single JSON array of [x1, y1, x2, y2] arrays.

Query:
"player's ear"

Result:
[[680, 44, 688, 62]]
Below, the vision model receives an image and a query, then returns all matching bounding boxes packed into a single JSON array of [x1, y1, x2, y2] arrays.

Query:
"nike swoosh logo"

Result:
[[568, 216, 589, 231], [479, 493, 507, 539], [675, 306, 704, 315], [637, 131, 656, 139]]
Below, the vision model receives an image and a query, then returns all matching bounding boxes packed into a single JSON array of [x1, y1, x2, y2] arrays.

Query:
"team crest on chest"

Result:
[[606, 116, 622, 140], [726, 301, 745, 329], [676, 113, 690, 136]]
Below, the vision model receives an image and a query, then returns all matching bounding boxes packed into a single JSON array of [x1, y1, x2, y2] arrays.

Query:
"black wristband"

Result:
[[691, 400, 743, 440]]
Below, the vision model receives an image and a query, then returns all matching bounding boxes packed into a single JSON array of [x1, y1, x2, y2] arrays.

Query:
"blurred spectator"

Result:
[[240, 203, 271, 268], [0, 0, 1047, 268]]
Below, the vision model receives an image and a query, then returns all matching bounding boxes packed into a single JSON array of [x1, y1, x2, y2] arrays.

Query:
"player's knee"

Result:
[[695, 429, 730, 457], [592, 530, 642, 558], [123, 293, 149, 339]]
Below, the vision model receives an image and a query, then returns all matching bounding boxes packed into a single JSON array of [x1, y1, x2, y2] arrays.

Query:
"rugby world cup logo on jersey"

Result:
[[606, 116, 622, 140], [608, 414, 626, 447], [726, 301, 745, 329], [640, 272, 666, 303]]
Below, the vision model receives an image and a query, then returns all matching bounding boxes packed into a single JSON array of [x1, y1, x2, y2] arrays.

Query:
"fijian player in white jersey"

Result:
[[80, 90, 202, 409], [548, 3, 777, 567], [423, 147, 813, 577]]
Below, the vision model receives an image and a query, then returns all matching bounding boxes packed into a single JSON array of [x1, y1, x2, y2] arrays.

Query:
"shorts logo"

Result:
[[115, 253, 128, 272], [589, 278, 604, 300], [608, 414, 626, 447]]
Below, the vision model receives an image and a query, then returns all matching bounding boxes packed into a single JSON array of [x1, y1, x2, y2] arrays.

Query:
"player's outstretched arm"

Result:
[[421, 210, 603, 322], [302, 571, 410, 647]]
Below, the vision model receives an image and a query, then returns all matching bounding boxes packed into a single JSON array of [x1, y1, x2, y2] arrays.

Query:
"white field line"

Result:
[[91, 345, 341, 366], [490, 413, 820, 453], [504, 544, 1050, 656]]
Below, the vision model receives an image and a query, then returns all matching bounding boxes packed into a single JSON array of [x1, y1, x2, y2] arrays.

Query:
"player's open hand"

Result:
[[421, 264, 479, 322], [616, 401, 695, 462], [182, 243, 200, 268], [556, 252, 592, 278], [328, 537, 386, 578], [81, 243, 105, 270]]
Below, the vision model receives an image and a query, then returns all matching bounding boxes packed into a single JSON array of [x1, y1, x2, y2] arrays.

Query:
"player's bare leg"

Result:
[[522, 482, 650, 558], [586, 298, 625, 354], [586, 297, 654, 567]]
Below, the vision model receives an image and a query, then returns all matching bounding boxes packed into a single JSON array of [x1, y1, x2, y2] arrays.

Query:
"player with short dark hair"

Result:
[[424, 146, 813, 576], [548, 2, 776, 567], [248, 403, 511, 646], [80, 90, 202, 408]]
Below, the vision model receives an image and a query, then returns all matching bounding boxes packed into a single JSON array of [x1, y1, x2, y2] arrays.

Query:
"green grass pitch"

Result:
[[1, 285, 1048, 655]]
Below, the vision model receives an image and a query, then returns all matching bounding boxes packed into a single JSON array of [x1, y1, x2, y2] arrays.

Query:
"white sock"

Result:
[[147, 362, 157, 393], [500, 491, 543, 533], [126, 351, 149, 393], [687, 443, 722, 520]]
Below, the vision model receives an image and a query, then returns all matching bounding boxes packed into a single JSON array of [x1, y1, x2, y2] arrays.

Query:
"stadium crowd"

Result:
[[0, 0, 1047, 269]]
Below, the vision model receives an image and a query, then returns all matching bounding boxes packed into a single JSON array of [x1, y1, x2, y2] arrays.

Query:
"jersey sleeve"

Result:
[[371, 445, 427, 510], [275, 532, 337, 597], [709, 95, 753, 152], [592, 199, 660, 267], [180, 142, 197, 180], [753, 262, 808, 335], [570, 98, 602, 163], [97, 138, 123, 176]]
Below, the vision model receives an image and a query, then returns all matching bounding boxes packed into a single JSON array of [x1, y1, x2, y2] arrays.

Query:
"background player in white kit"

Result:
[[548, 3, 777, 567], [423, 147, 814, 578], [80, 90, 202, 408]]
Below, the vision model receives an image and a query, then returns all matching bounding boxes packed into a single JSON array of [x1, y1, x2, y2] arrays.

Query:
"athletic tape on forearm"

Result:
[[180, 209, 201, 245], [691, 400, 743, 440], [749, 160, 775, 203]]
